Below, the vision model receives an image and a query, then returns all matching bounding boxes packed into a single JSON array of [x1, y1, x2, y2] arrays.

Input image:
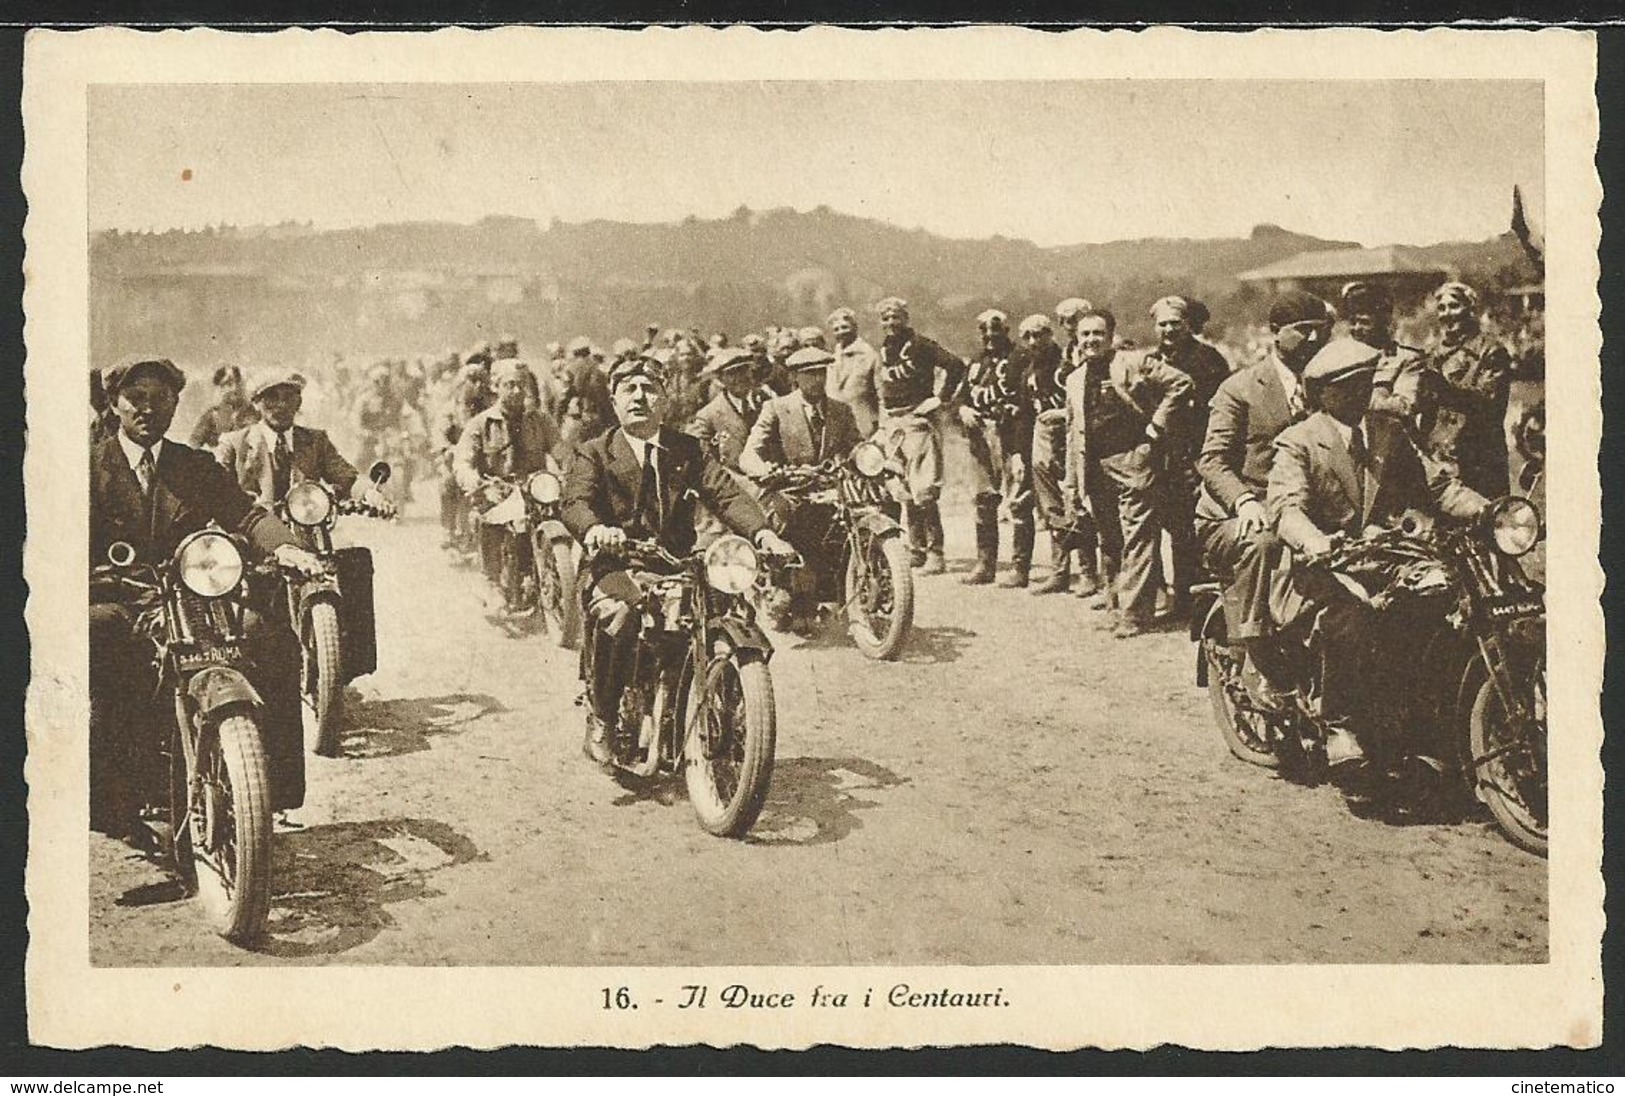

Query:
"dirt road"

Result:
[[90, 495, 1547, 967]]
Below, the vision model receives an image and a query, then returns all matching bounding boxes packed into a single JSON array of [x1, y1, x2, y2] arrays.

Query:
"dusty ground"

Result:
[[90, 491, 1547, 967]]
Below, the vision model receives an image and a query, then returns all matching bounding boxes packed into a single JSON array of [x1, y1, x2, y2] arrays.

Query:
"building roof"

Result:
[[1236, 245, 1448, 283]]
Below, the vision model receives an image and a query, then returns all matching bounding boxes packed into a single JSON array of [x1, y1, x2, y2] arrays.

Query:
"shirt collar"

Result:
[[116, 431, 163, 471], [1326, 414, 1368, 449], [256, 420, 292, 450], [623, 429, 661, 466], [1272, 355, 1301, 401]]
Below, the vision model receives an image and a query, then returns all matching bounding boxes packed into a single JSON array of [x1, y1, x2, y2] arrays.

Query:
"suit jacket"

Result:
[[1063, 350, 1193, 490], [453, 404, 566, 494], [562, 425, 768, 561], [686, 391, 761, 471], [91, 435, 296, 569], [826, 337, 880, 436], [216, 423, 359, 504], [738, 391, 864, 478], [1195, 356, 1302, 526], [1267, 411, 1486, 553]]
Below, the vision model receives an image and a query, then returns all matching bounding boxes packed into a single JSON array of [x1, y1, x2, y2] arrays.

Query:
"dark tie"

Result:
[[808, 404, 824, 459], [1348, 423, 1368, 514], [637, 444, 662, 533], [273, 431, 292, 499], [1287, 382, 1308, 423], [136, 447, 156, 498]]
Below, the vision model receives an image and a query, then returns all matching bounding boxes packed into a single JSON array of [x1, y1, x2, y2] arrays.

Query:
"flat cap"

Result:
[[1339, 280, 1392, 316], [976, 309, 1009, 329], [796, 326, 827, 347], [1055, 298, 1094, 322], [491, 358, 533, 385], [608, 355, 668, 391], [104, 358, 186, 398], [611, 337, 638, 357], [699, 346, 757, 378], [1433, 281, 1480, 310], [567, 336, 593, 355], [826, 306, 857, 326], [787, 346, 836, 371], [1302, 337, 1381, 386], [250, 370, 307, 401], [1268, 290, 1331, 329], [1018, 313, 1053, 336], [1150, 295, 1193, 321]]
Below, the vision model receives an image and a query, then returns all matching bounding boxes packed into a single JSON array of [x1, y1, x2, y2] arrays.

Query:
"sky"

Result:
[[88, 81, 1544, 248]]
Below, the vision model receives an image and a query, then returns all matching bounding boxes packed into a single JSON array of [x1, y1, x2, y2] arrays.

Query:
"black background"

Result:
[[0, 9, 1618, 1076]]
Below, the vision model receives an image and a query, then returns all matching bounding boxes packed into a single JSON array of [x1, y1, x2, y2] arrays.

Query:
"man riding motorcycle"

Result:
[[453, 358, 569, 608], [739, 346, 865, 625], [561, 354, 794, 767], [1264, 338, 1488, 768], [90, 358, 325, 838], [214, 371, 379, 506]]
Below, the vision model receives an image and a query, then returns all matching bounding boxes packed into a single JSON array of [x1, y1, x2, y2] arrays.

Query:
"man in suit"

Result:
[[1196, 290, 1329, 642], [563, 355, 794, 765], [740, 347, 864, 625], [215, 371, 366, 506], [687, 347, 765, 472], [956, 310, 1035, 587], [90, 359, 325, 837], [454, 358, 569, 601], [1268, 338, 1488, 766], [1061, 307, 1193, 637]]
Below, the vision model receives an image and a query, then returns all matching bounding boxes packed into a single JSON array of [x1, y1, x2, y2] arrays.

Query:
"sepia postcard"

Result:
[[21, 25, 1603, 1051]]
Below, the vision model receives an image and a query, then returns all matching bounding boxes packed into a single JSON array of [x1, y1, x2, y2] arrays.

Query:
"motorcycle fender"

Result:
[[186, 665, 263, 717], [295, 582, 342, 624], [710, 617, 774, 662], [851, 509, 903, 539], [539, 519, 573, 545]]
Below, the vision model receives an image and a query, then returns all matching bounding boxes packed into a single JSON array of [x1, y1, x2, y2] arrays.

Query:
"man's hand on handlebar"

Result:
[[274, 543, 331, 579], [584, 524, 627, 555]]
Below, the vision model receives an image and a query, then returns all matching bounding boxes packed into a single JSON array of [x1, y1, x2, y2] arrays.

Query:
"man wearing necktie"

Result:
[[1195, 291, 1330, 643], [740, 347, 865, 624], [215, 371, 364, 509], [90, 359, 324, 837], [563, 355, 794, 765], [1267, 338, 1488, 768], [687, 347, 765, 473]]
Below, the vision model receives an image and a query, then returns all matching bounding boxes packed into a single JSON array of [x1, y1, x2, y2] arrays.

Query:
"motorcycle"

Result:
[[475, 467, 581, 647], [1192, 497, 1547, 855], [91, 528, 301, 943], [752, 441, 915, 660], [274, 464, 395, 756], [579, 535, 779, 837]]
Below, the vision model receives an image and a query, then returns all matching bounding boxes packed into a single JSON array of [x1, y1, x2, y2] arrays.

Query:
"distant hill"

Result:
[[89, 207, 1538, 372]]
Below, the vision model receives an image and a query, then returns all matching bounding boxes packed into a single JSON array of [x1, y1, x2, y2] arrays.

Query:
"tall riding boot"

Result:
[[1001, 520, 1034, 588], [1072, 536, 1100, 598], [962, 500, 1000, 585], [1030, 531, 1071, 595], [918, 502, 946, 575], [904, 503, 928, 568]]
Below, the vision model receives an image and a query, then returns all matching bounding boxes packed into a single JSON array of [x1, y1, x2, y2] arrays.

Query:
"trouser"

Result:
[[1088, 445, 1164, 624], [1197, 517, 1281, 642], [964, 415, 1034, 559], [581, 569, 657, 728], [878, 412, 944, 559], [1163, 462, 1200, 605], [440, 474, 465, 536], [760, 494, 837, 600], [479, 524, 534, 597], [1030, 411, 1070, 535], [90, 600, 304, 831]]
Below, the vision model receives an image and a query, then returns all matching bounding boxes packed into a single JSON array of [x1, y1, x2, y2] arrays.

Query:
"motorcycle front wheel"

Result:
[[846, 533, 914, 661], [535, 533, 582, 650], [181, 711, 274, 944], [1467, 656, 1548, 856], [683, 656, 776, 838], [302, 600, 345, 756], [1200, 605, 1280, 769]]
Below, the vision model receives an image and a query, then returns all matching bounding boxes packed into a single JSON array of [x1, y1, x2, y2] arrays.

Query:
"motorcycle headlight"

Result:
[[853, 442, 886, 478], [176, 531, 244, 598], [285, 481, 334, 526], [527, 471, 562, 505], [704, 534, 759, 594], [1488, 496, 1542, 557]]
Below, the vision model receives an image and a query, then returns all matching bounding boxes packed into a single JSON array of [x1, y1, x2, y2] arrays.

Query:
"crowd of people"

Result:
[[86, 274, 1527, 836]]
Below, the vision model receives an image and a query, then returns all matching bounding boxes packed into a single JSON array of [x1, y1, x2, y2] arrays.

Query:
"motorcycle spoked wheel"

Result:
[[1466, 654, 1548, 856], [682, 656, 776, 837], [532, 531, 582, 650], [845, 533, 914, 661], [1199, 605, 1280, 769], [301, 600, 345, 757], [177, 707, 274, 944], [497, 529, 538, 617]]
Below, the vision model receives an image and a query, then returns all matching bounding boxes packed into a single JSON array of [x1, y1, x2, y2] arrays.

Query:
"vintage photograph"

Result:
[[24, 27, 1602, 1050]]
